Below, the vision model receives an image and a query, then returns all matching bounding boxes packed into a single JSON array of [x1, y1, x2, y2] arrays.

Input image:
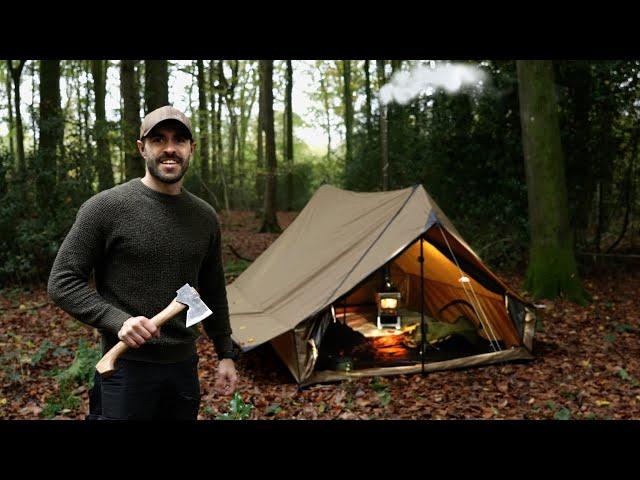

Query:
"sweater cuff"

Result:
[[211, 334, 236, 359]]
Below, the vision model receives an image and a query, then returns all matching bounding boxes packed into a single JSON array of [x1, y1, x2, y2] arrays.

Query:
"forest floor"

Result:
[[1, 210, 639, 420]]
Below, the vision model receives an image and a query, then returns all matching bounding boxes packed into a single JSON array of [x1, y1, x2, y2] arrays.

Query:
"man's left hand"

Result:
[[214, 358, 238, 395]]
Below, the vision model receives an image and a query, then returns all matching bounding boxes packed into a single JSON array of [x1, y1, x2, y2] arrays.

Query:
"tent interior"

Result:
[[312, 228, 525, 375]]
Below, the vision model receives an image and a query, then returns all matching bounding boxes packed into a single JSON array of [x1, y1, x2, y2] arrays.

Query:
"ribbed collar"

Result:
[[130, 178, 187, 204]]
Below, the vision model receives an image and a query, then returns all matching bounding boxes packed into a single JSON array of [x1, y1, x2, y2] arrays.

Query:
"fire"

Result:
[[371, 334, 412, 360]]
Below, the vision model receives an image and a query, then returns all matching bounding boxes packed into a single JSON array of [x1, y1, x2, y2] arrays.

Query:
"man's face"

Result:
[[137, 121, 195, 184]]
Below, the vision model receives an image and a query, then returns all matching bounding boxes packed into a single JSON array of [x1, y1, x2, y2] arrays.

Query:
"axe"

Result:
[[95, 283, 213, 377]]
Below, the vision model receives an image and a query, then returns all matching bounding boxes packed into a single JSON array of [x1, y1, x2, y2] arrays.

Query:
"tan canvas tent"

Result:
[[228, 184, 537, 386]]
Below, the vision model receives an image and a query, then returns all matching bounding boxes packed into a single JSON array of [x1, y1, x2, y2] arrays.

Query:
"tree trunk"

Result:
[[92, 60, 114, 190], [343, 60, 353, 175], [364, 60, 372, 138], [319, 76, 331, 163], [214, 64, 229, 211], [256, 79, 264, 214], [221, 60, 239, 208], [516, 60, 589, 305], [377, 60, 389, 191], [237, 62, 258, 210], [30, 61, 38, 155], [120, 60, 144, 180], [38, 60, 63, 209], [259, 60, 281, 233], [285, 60, 294, 211], [209, 60, 218, 187], [7, 60, 26, 177], [5, 68, 15, 165], [196, 59, 211, 202], [144, 60, 169, 113]]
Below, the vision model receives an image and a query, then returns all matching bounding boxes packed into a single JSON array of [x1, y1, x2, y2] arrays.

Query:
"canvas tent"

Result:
[[228, 184, 537, 386]]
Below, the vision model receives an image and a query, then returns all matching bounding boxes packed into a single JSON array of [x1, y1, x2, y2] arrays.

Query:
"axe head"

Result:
[[176, 284, 213, 327]]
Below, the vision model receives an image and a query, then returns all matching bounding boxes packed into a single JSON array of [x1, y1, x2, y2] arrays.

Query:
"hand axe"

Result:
[[95, 283, 213, 377]]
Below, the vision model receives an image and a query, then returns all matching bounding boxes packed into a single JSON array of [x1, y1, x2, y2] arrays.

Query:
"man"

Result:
[[48, 105, 238, 420]]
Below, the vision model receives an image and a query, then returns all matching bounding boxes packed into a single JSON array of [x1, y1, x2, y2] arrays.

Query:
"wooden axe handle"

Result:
[[95, 298, 186, 377]]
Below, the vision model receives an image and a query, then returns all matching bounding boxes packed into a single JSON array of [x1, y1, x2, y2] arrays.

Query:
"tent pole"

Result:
[[420, 236, 426, 375]]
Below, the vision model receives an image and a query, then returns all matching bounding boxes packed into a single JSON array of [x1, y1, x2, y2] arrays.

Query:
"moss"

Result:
[[524, 245, 590, 305]]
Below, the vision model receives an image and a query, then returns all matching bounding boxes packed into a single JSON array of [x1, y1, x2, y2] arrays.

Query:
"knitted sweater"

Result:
[[47, 178, 233, 363]]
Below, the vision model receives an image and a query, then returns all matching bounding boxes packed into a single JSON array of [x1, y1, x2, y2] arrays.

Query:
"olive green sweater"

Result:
[[47, 178, 233, 363]]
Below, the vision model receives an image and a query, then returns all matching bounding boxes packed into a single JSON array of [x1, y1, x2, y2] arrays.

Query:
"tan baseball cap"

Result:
[[139, 105, 194, 140]]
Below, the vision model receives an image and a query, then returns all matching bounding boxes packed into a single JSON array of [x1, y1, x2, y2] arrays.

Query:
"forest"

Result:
[[0, 60, 639, 420]]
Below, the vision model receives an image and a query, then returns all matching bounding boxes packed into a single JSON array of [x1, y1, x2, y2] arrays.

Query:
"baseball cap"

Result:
[[139, 105, 194, 140]]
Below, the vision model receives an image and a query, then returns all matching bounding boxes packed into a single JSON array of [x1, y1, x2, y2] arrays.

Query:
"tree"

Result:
[[259, 60, 281, 233], [285, 60, 294, 211], [196, 59, 211, 203], [38, 60, 63, 209], [144, 60, 168, 113], [342, 60, 353, 174], [516, 60, 589, 304], [363, 59, 372, 138], [7, 60, 26, 176], [255, 72, 264, 212], [91, 60, 114, 190], [220, 60, 239, 207], [237, 61, 259, 209], [120, 60, 144, 180], [4, 66, 15, 162], [377, 60, 389, 190]]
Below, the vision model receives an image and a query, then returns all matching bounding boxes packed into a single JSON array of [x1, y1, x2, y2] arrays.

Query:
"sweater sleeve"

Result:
[[47, 196, 131, 336], [199, 215, 233, 352]]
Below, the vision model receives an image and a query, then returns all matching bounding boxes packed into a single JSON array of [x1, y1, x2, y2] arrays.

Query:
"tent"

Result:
[[228, 184, 537, 386]]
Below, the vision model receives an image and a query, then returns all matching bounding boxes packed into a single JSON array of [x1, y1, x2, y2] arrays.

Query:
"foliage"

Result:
[[41, 339, 101, 419], [215, 392, 253, 420]]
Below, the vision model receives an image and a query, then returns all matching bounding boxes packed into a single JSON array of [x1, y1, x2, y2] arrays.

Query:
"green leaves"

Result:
[[554, 408, 571, 420], [216, 392, 253, 420]]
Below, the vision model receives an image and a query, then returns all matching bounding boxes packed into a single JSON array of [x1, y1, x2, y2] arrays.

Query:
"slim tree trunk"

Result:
[[5, 68, 15, 164], [256, 82, 264, 213], [517, 60, 589, 305], [120, 60, 144, 180], [215, 72, 229, 212], [364, 60, 372, 137], [237, 62, 258, 209], [377, 60, 389, 191], [209, 60, 218, 186], [92, 60, 114, 190], [144, 60, 169, 113], [7, 60, 26, 177], [221, 60, 239, 207], [343, 60, 353, 174], [38, 60, 62, 209], [319, 76, 331, 163], [259, 60, 281, 233], [30, 61, 38, 155], [285, 60, 294, 211], [196, 59, 211, 202]]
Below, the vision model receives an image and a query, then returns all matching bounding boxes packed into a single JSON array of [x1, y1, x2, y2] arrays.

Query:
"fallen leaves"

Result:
[[3, 212, 640, 420]]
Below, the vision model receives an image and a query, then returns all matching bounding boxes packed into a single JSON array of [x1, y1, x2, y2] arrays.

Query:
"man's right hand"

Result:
[[118, 316, 160, 348]]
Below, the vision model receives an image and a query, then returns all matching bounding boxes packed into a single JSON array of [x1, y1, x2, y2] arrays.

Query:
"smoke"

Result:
[[379, 62, 489, 106]]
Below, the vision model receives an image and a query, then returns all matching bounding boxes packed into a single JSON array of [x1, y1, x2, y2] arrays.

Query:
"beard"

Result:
[[145, 152, 190, 184]]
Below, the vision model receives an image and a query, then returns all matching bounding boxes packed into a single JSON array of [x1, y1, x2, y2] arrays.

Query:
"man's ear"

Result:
[[136, 139, 145, 157], [190, 141, 196, 155]]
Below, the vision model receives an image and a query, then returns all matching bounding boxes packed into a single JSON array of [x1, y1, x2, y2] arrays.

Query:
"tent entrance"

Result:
[[314, 234, 509, 375]]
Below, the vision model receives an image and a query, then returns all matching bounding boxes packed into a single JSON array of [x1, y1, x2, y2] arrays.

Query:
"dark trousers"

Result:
[[87, 356, 201, 420]]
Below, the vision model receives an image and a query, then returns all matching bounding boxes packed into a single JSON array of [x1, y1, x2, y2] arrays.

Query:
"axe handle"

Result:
[[95, 298, 186, 377]]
